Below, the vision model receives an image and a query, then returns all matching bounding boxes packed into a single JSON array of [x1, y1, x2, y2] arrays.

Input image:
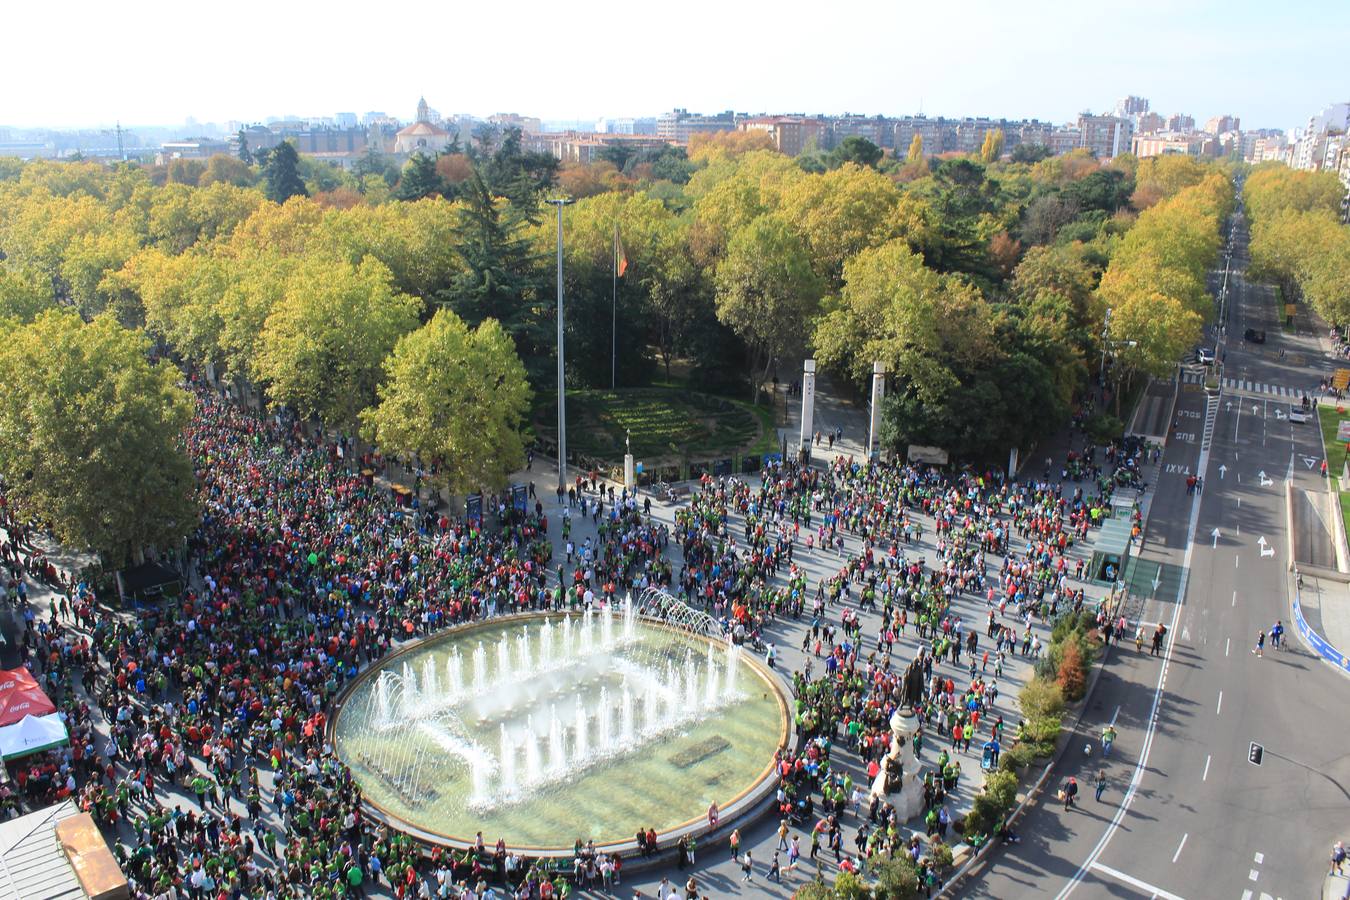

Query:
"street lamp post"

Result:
[[1099, 307, 1113, 400], [547, 198, 572, 497]]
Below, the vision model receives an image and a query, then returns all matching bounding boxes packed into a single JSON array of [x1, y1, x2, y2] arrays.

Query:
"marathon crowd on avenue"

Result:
[[0, 377, 1125, 899]]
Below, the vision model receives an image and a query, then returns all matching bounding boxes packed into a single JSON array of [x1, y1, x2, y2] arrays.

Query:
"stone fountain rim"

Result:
[[327, 609, 796, 858]]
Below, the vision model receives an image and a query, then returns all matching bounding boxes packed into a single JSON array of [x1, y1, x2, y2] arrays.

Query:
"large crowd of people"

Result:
[[0, 378, 1120, 898]]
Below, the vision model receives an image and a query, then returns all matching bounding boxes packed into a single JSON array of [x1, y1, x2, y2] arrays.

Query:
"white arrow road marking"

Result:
[[1258, 536, 1274, 558], [1212, 527, 1221, 548], [1258, 470, 1273, 486], [1219, 464, 1228, 478]]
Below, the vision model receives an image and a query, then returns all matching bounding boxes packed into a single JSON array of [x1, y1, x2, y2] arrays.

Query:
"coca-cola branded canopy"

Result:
[[0, 668, 55, 727]]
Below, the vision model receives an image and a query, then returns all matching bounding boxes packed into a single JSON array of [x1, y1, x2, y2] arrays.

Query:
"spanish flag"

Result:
[[614, 224, 629, 278]]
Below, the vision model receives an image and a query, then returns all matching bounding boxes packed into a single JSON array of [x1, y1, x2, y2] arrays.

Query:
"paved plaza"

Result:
[[2, 412, 1119, 898]]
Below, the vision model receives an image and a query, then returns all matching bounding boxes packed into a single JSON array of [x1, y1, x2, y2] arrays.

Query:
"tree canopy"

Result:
[[0, 311, 196, 565]]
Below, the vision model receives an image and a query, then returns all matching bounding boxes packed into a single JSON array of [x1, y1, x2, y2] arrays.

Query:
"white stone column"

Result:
[[799, 359, 817, 465], [867, 361, 887, 461]]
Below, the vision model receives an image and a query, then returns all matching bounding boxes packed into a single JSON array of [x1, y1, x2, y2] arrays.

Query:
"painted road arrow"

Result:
[[1258, 536, 1275, 558], [1219, 464, 1228, 479], [1258, 471, 1273, 486], [1212, 527, 1221, 548]]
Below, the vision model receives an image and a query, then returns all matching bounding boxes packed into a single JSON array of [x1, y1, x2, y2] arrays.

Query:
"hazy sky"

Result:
[[4, 0, 1347, 131]]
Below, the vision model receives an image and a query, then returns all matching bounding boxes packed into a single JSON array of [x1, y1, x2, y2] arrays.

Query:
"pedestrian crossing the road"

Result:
[[1180, 371, 1309, 398]]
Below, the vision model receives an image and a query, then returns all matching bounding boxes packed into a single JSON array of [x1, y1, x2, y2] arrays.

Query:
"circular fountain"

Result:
[[331, 594, 791, 853]]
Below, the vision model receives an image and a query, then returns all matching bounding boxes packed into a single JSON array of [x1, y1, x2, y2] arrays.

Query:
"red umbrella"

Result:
[[0, 669, 55, 727]]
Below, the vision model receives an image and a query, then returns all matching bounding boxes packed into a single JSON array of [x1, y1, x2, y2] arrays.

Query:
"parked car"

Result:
[[1244, 328, 1266, 344]]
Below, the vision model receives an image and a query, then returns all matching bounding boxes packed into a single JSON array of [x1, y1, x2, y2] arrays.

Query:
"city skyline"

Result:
[[3, 0, 1347, 132]]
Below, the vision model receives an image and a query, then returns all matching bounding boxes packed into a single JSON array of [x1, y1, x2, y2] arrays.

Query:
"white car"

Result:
[[1196, 347, 1215, 365], [1288, 404, 1310, 424]]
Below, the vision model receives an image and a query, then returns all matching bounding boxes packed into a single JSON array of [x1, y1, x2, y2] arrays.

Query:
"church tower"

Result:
[[416, 97, 430, 124]]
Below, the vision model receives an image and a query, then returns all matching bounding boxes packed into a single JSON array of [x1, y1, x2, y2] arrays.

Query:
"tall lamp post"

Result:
[[547, 198, 573, 497]]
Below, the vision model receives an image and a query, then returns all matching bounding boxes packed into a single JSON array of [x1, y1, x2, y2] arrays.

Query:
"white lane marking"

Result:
[[1226, 638, 1231, 656], [1203, 755, 1211, 781], [1217, 691, 1223, 715], [1249, 869, 1259, 881], [1056, 427, 1210, 900], [1110, 705, 1120, 727], [1254, 852, 1264, 864], [1236, 555, 1240, 568], [1233, 590, 1237, 607], [1088, 863, 1187, 900], [1172, 833, 1188, 863], [1241, 890, 1253, 900]]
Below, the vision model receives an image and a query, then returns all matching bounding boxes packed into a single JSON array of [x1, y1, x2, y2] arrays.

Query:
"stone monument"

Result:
[[869, 707, 926, 821], [623, 431, 635, 491]]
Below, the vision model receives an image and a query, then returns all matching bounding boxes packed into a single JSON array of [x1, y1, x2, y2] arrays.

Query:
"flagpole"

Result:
[[611, 221, 618, 391]]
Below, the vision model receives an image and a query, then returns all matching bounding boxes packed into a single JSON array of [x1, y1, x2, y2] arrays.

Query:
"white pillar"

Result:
[[799, 359, 816, 464], [867, 362, 887, 461]]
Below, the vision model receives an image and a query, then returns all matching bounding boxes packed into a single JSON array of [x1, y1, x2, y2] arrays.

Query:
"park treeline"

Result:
[[0, 136, 1252, 562], [1242, 165, 1350, 322]]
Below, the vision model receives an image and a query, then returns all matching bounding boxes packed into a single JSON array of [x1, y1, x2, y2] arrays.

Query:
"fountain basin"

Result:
[[331, 609, 791, 853]]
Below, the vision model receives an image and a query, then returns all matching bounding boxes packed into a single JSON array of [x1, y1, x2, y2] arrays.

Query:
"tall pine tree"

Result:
[[263, 141, 307, 203], [438, 169, 549, 383]]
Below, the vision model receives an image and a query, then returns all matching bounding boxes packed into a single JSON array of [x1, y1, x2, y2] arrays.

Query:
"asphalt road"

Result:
[[965, 208, 1350, 900]]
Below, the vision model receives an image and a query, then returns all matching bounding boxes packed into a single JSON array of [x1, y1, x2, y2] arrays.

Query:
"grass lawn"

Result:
[[1317, 404, 1350, 537], [535, 388, 769, 463]]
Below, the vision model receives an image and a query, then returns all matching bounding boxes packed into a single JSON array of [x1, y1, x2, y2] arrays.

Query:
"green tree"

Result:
[[0, 267, 56, 323], [1011, 142, 1051, 164], [360, 311, 529, 494], [200, 154, 257, 188], [830, 136, 883, 169], [439, 170, 548, 381], [237, 129, 253, 165], [395, 152, 444, 201], [263, 140, 308, 203], [254, 257, 421, 427], [0, 310, 196, 566], [714, 214, 822, 402]]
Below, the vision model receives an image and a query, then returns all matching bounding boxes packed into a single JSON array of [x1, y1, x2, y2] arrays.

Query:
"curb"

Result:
[[936, 636, 1115, 897]]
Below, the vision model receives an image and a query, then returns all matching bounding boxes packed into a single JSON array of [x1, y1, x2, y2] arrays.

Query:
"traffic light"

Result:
[[1248, 742, 1264, 766]]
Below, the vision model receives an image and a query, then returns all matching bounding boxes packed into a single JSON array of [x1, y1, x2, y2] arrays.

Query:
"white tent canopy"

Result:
[[0, 714, 68, 760]]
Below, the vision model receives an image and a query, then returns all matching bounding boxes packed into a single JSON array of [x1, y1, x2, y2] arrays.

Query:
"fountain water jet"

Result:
[[573, 698, 589, 760]]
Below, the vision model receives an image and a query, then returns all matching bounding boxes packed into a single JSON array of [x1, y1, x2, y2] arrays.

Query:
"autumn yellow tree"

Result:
[[980, 129, 1005, 164], [906, 133, 923, 165]]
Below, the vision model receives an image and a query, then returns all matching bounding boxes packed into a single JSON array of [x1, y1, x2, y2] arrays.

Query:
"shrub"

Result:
[[1033, 653, 1059, 680], [874, 854, 922, 899], [835, 870, 870, 900], [1018, 677, 1065, 720], [793, 884, 834, 900], [1025, 714, 1062, 743], [928, 840, 954, 872], [999, 743, 1037, 772], [984, 770, 1019, 810], [1051, 611, 1083, 644], [1057, 642, 1087, 700]]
